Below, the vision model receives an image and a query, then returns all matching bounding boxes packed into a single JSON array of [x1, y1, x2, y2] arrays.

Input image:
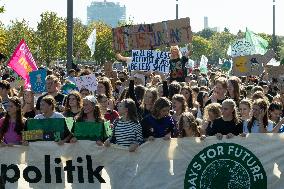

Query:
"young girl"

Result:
[[63, 91, 83, 117], [141, 97, 176, 140], [268, 102, 282, 124], [178, 112, 201, 137], [244, 99, 274, 133], [208, 99, 243, 138], [97, 94, 119, 124], [227, 76, 241, 105], [172, 94, 188, 123], [201, 103, 222, 136], [22, 89, 36, 119], [0, 97, 25, 145], [104, 98, 143, 152], [70, 95, 105, 145], [239, 99, 252, 122]]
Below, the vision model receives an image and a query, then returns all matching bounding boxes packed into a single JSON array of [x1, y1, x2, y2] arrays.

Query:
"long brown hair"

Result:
[[122, 98, 139, 123], [181, 86, 193, 109], [228, 76, 241, 102], [98, 77, 113, 99], [0, 97, 24, 136], [152, 97, 171, 118], [178, 112, 201, 137], [76, 97, 104, 123], [172, 94, 188, 113], [248, 99, 268, 133], [64, 91, 83, 111]]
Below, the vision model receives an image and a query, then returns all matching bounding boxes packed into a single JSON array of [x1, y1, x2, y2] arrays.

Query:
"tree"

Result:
[[224, 27, 230, 33], [258, 33, 283, 60], [191, 35, 212, 61], [209, 32, 236, 63], [37, 11, 66, 66], [5, 19, 37, 58], [88, 21, 115, 65], [0, 22, 8, 56], [196, 29, 216, 40]]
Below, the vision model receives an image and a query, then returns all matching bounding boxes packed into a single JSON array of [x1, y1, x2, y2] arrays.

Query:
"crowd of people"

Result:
[[0, 45, 283, 152]]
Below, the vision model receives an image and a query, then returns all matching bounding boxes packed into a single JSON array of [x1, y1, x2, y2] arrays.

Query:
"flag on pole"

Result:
[[199, 55, 208, 74], [7, 39, 38, 88], [245, 28, 268, 55], [86, 28, 97, 56]]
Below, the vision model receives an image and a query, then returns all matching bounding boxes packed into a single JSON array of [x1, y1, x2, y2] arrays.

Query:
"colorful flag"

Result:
[[86, 28, 97, 56], [7, 39, 38, 88], [245, 28, 268, 55]]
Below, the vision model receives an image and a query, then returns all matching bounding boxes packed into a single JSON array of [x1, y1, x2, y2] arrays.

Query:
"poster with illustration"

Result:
[[267, 65, 284, 83], [74, 74, 98, 92], [29, 69, 47, 93]]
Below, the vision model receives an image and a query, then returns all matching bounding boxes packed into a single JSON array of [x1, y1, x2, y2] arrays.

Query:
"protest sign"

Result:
[[130, 50, 170, 73], [86, 28, 97, 56], [0, 134, 283, 189], [26, 118, 65, 141], [74, 74, 98, 92], [74, 122, 104, 140], [267, 65, 284, 83], [232, 50, 275, 76], [22, 130, 43, 141], [112, 17, 192, 51], [61, 83, 78, 95], [29, 69, 47, 93], [7, 39, 38, 88]]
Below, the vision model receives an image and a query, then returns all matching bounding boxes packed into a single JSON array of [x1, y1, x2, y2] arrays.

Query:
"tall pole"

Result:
[[67, 0, 73, 73], [176, 0, 179, 19], [272, 0, 276, 52]]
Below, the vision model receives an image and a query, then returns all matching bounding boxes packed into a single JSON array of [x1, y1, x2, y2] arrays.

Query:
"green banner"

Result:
[[74, 121, 104, 140]]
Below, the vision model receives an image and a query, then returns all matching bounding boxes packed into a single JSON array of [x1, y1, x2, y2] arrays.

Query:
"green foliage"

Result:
[[196, 28, 216, 40], [37, 12, 66, 66], [209, 32, 236, 63], [0, 22, 8, 55], [191, 35, 212, 61]]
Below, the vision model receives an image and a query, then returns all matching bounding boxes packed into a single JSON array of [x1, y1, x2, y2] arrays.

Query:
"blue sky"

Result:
[[0, 0, 283, 35]]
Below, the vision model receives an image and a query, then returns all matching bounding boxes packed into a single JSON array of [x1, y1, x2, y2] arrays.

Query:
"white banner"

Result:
[[0, 134, 283, 189], [130, 50, 170, 73]]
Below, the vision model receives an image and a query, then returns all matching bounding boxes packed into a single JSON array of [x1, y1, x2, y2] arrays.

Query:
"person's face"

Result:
[[171, 47, 179, 57], [221, 103, 233, 118], [144, 91, 154, 105], [83, 99, 94, 114], [252, 104, 261, 118], [46, 79, 57, 93], [227, 81, 234, 97], [118, 73, 126, 81], [152, 76, 161, 85], [203, 93, 209, 104], [70, 72, 76, 77], [80, 90, 90, 98], [159, 106, 170, 118], [208, 111, 217, 121], [214, 83, 226, 98], [23, 91, 33, 103], [0, 88, 7, 97], [270, 109, 282, 121], [98, 97, 108, 109], [181, 117, 193, 136], [68, 95, 78, 107], [117, 101, 127, 116], [40, 101, 53, 114], [239, 104, 251, 119], [7, 101, 18, 116], [97, 83, 106, 95], [172, 99, 182, 112], [181, 89, 190, 101]]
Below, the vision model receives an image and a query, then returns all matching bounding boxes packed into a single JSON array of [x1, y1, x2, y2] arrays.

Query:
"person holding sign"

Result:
[[70, 95, 106, 145], [104, 98, 143, 152], [34, 95, 72, 145], [0, 97, 26, 145], [169, 45, 191, 82]]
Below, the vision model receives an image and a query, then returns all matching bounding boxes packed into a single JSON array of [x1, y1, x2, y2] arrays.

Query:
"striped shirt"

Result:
[[110, 119, 144, 147]]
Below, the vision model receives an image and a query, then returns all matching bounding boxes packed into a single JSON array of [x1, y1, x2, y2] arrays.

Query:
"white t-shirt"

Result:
[[34, 112, 65, 119], [243, 120, 274, 133]]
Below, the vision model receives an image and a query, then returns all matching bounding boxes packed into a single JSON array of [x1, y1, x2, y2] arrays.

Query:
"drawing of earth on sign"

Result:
[[234, 56, 248, 73]]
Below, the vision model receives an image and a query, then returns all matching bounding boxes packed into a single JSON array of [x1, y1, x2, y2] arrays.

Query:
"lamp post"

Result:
[[67, 0, 73, 73], [272, 0, 276, 52], [176, 0, 179, 19]]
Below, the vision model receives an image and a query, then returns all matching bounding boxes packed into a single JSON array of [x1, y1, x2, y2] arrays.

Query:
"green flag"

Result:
[[245, 28, 268, 55]]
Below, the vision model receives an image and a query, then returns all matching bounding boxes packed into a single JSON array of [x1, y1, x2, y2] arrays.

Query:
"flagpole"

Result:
[[67, 0, 73, 73], [272, 0, 276, 52], [176, 0, 178, 19]]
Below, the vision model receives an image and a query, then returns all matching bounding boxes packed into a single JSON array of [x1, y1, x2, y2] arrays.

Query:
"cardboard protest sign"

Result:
[[61, 83, 78, 95], [74, 122, 104, 140], [266, 65, 284, 83], [130, 50, 170, 73], [65, 117, 75, 132], [112, 17, 192, 51], [74, 74, 98, 92], [22, 130, 43, 141], [232, 50, 275, 76], [29, 69, 47, 93], [26, 118, 65, 141], [104, 121, 112, 138]]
